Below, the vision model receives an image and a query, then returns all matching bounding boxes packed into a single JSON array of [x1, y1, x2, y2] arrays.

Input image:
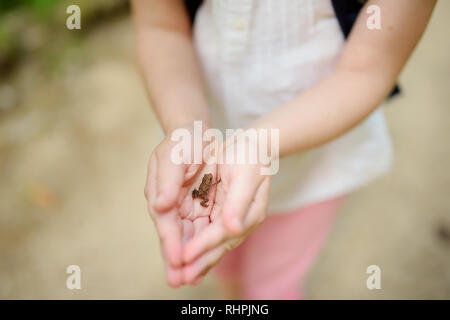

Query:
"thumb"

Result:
[[153, 153, 186, 212], [221, 171, 262, 235]]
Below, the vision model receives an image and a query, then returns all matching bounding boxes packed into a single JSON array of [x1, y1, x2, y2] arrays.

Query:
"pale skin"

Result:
[[131, 0, 436, 289]]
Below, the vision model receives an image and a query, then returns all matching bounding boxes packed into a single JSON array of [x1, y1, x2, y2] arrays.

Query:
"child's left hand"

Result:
[[182, 152, 271, 283]]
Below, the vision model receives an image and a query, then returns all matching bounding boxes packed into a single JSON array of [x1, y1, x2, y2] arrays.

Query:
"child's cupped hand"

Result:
[[145, 134, 217, 287], [182, 159, 271, 284], [145, 136, 270, 287]]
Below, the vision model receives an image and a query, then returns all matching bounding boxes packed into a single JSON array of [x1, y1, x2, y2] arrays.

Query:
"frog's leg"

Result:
[[200, 196, 209, 207]]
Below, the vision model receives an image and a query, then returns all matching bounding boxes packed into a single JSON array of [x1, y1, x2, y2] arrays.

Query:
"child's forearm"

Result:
[[136, 31, 210, 133], [132, 0, 210, 134], [248, 0, 435, 158], [249, 68, 392, 158]]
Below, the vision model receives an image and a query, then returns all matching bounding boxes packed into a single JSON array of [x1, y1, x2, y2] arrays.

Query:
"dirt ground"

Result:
[[0, 2, 449, 299]]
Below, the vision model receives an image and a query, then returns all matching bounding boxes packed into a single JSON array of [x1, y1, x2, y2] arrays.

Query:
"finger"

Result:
[[160, 242, 184, 288], [190, 276, 203, 286], [185, 163, 202, 181], [183, 221, 228, 264], [144, 154, 158, 213], [146, 153, 184, 279], [209, 186, 225, 222], [154, 151, 186, 212], [184, 178, 269, 268], [222, 172, 263, 235], [183, 242, 229, 284], [166, 263, 184, 288], [242, 177, 270, 229], [155, 211, 183, 267]]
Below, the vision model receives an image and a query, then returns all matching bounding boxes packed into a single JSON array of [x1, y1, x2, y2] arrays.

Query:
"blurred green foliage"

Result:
[[0, 0, 59, 17], [0, 0, 128, 75]]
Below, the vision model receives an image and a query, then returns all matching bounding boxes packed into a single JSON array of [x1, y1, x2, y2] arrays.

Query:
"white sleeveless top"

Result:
[[193, 0, 393, 213]]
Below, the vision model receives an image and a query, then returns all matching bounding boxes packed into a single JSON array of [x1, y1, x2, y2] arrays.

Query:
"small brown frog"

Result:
[[192, 173, 221, 207]]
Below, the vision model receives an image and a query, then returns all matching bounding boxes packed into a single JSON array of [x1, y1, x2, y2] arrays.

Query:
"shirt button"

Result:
[[232, 17, 246, 30]]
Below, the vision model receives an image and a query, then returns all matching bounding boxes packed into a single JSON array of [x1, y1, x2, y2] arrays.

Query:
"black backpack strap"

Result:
[[184, 0, 203, 23], [331, 0, 400, 98], [331, 0, 366, 38]]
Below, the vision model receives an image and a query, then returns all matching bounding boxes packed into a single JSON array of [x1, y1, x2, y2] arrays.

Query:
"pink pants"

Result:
[[214, 196, 346, 300]]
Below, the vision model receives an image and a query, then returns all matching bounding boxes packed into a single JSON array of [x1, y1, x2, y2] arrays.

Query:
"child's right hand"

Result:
[[144, 126, 218, 287], [144, 125, 198, 287]]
